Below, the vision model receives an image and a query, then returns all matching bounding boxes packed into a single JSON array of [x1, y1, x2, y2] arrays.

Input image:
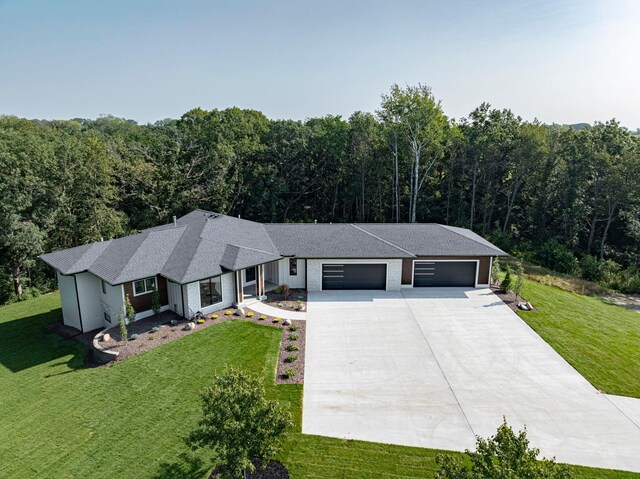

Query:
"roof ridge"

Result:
[[350, 224, 416, 256]]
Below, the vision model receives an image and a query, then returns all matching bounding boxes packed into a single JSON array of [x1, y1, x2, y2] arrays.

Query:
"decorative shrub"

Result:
[[272, 317, 281, 323], [196, 319, 205, 324], [148, 335, 155, 340], [259, 315, 267, 321], [282, 284, 290, 299], [285, 344, 299, 352], [289, 324, 299, 332], [224, 310, 232, 316], [283, 368, 296, 379], [150, 326, 160, 333], [170, 319, 178, 326], [246, 312, 254, 317], [129, 333, 139, 340], [284, 353, 298, 363], [273, 285, 284, 295], [211, 314, 218, 320], [170, 327, 176, 332], [289, 333, 299, 341], [163, 333, 169, 339], [501, 266, 513, 293]]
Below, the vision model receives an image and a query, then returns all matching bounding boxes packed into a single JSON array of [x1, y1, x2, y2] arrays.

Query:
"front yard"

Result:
[[0, 292, 638, 478]]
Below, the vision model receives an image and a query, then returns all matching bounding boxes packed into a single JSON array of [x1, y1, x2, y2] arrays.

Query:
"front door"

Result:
[[245, 266, 256, 284]]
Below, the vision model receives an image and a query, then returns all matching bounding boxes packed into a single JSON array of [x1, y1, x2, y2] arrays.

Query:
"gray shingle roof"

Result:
[[40, 209, 507, 284]]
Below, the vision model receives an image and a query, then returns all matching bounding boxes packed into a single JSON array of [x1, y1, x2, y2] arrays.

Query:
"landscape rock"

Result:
[[184, 322, 196, 331], [284, 319, 292, 326], [518, 302, 529, 311], [298, 304, 306, 312], [234, 308, 245, 316], [101, 333, 111, 342], [526, 302, 533, 310]]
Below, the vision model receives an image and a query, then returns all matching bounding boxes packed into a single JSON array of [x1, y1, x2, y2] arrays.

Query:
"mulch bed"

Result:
[[491, 285, 536, 312], [264, 288, 307, 312], [92, 306, 306, 383], [210, 459, 289, 479]]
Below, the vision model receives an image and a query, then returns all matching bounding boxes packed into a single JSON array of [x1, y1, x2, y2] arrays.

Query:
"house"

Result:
[[40, 209, 508, 333]]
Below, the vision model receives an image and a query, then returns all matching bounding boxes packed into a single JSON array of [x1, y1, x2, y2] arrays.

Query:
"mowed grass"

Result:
[[0, 292, 638, 479], [518, 279, 640, 398]]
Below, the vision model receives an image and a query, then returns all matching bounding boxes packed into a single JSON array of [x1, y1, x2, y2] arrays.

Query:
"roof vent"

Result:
[[314, 219, 317, 224], [173, 215, 177, 227]]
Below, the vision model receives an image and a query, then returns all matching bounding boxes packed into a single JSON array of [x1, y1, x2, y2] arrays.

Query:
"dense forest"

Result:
[[1, 84, 639, 303]]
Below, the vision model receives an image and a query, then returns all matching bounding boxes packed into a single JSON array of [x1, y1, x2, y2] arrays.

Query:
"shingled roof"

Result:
[[40, 209, 507, 284]]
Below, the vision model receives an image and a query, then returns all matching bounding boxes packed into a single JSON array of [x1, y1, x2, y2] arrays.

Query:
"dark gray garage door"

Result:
[[322, 264, 387, 290], [413, 261, 476, 287]]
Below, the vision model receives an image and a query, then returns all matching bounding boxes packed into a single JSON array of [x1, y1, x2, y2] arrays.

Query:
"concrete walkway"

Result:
[[246, 300, 307, 320], [302, 288, 640, 473]]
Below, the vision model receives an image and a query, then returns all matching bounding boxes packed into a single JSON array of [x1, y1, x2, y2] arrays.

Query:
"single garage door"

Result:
[[413, 261, 476, 287], [322, 264, 387, 290]]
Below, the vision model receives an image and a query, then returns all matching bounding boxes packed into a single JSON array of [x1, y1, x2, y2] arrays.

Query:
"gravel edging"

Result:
[[91, 307, 307, 384]]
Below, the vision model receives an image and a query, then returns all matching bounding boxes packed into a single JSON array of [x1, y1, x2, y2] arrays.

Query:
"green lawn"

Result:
[[0, 292, 638, 479], [518, 279, 640, 398]]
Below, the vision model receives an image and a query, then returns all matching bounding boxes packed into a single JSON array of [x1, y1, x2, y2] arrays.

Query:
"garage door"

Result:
[[322, 264, 387, 290], [413, 261, 476, 287]]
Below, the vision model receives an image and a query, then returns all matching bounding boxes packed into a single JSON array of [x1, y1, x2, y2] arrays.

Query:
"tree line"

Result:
[[1, 84, 639, 303]]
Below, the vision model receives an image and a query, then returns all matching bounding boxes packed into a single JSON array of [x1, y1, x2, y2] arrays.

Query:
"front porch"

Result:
[[234, 261, 281, 306]]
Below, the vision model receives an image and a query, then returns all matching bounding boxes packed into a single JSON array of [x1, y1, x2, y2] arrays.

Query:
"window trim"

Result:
[[199, 276, 223, 308], [289, 258, 298, 276], [101, 280, 107, 295], [104, 311, 111, 323], [133, 276, 156, 297]]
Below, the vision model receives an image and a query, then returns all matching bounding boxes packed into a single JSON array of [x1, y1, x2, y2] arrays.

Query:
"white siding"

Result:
[[306, 259, 403, 292], [75, 272, 104, 331], [183, 272, 234, 317], [167, 280, 184, 317], [277, 258, 306, 289], [57, 272, 81, 331], [100, 281, 124, 328]]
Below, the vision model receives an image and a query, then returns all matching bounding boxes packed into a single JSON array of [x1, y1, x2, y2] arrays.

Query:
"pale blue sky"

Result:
[[1, 0, 639, 127]]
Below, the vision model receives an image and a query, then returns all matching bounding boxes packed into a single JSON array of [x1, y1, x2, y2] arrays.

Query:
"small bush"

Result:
[[272, 317, 281, 323], [129, 333, 139, 341], [246, 312, 254, 317], [282, 284, 290, 299], [283, 368, 296, 379], [150, 326, 160, 333], [211, 314, 218, 320], [224, 310, 232, 316], [170, 319, 178, 326], [537, 239, 578, 274], [289, 324, 299, 332], [289, 333, 299, 341], [273, 285, 284, 295], [286, 344, 299, 352], [579, 255, 605, 282], [170, 327, 176, 332], [196, 319, 205, 324], [259, 315, 267, 321], [284, 353, 298, 363], [163, 333, 169, 339], [501, 266, 513, 293], [148, 335, 155, 340]]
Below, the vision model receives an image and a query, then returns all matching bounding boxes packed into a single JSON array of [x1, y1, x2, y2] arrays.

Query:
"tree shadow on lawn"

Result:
[[0, 307, 88, 373], [153, 452, 210, 479]]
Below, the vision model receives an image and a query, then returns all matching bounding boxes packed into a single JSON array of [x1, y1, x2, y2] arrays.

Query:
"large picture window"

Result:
[[133, 277, 156, 296], [200, 276, 222, 307]]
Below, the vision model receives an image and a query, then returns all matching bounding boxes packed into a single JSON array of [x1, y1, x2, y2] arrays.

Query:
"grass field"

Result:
[[0, 292, 638, 478], [518, 279, 640, 398]]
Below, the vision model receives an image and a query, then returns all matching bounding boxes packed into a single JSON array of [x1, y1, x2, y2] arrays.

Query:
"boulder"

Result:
[[101, 333, 111, 342], [184, 322, 196, 331], [518, 302, 529, 311], [526, 302, 534, 310], [298, 304, 306, 312], [284, 319, 292, 326], [234, 308, 245, 316]]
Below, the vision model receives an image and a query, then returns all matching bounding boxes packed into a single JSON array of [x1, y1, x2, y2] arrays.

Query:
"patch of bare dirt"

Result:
[[602, 293, 640, 313]]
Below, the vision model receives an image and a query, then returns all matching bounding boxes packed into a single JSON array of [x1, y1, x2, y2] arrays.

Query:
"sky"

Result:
[[1, 0, 639, 128]]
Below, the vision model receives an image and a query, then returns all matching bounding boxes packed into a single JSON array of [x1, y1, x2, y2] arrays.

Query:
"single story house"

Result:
[[40, 209, 508, 332]]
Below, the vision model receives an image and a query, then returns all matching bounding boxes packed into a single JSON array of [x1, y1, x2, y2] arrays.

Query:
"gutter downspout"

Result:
[[73, 274, 85, 333], [181, 283, 186, 319]]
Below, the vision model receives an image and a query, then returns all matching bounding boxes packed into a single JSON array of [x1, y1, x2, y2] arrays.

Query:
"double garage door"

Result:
[[413, 261, 477, 287], [322, 264, 387, 290]]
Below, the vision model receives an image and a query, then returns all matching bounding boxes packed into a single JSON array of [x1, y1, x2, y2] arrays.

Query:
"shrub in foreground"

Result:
[[435, 418, 572, 479]]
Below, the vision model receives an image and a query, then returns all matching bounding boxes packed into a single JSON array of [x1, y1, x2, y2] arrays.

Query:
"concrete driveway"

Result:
[[302, 288, 640, 473]]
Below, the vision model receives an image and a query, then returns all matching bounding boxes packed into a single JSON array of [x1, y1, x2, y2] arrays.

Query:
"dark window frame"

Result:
[[199, 276, 223, 307], [289, 258, 298, 276], [133, 277, 156, 296]]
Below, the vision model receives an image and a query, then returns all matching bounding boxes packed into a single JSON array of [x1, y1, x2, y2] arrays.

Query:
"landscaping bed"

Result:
[[97, 307, 306, 383], [264, 288, 307, 312], [491, 285, 536, 312]]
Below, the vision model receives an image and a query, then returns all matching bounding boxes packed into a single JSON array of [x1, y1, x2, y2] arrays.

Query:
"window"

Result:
[[289, 258, 297, 276], [245, 267, 256, 283], [104, 311, 111, 323], [200, 276, 222, 307], [101, 280, 106, 294], [133, 277, 156, 296]]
